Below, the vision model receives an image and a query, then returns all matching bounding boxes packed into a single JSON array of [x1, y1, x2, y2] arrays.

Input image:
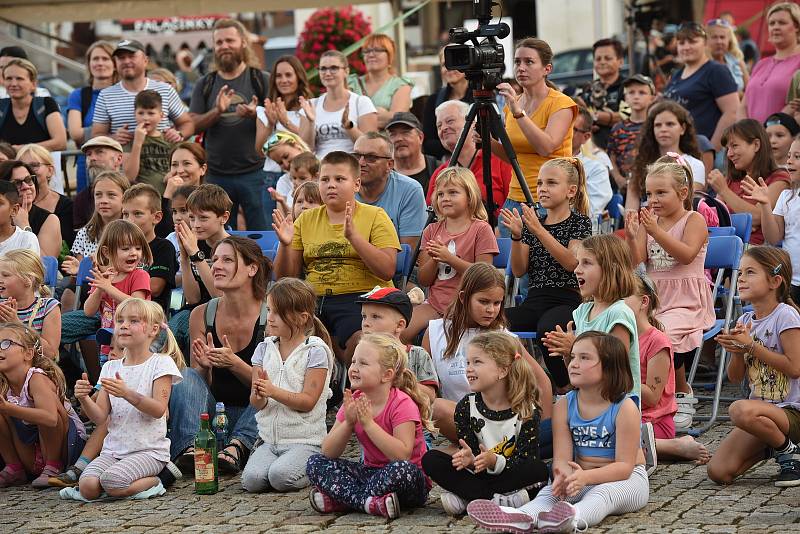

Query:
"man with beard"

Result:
[[425, 100, 511, 221], [74, 136, 173, 236], [189, 18, 271, 230], [576, 38, 628, 150], [386, 112, 439, 196], [91, 40, 192, 145]]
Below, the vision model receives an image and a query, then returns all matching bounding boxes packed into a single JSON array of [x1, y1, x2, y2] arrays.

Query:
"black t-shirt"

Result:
[[0, 97, 58, 145], [54, 194, 75, 247], [522, 211, 592, 290], [73, 188, 92, 231], [208, 309, 264, 406], [147, 237, 177, 314], [581, 76, 624, 150], [29, 204, 50, 235], [407, 154, 440, 196]]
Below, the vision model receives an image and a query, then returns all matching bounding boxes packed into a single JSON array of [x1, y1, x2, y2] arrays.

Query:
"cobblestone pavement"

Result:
[[3, 406, 800, 532]]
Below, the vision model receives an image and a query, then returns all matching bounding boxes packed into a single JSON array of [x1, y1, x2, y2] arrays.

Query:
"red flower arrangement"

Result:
[[296, 7, 372, 94]]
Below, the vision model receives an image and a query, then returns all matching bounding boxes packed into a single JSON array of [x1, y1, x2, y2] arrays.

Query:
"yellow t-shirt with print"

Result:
[[505, 88, 577, 202], [292, 202, 401, 296]]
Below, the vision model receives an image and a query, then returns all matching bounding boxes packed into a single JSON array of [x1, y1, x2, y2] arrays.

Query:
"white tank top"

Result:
[[313, 91, 376, 158]]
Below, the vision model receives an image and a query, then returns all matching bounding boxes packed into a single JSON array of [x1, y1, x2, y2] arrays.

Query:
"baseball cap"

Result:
[[81, 136, 124, 154], [356, 286, 412, 324], [385, 112, 423, 132], [623, 74, 656, 95], [765, 112, 800, 137], [113, 39, 145, 56]]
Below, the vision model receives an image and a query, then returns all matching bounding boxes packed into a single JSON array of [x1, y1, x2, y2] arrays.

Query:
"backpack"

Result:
[[0, 96, 48, 134], [201, 67, 268, 106], [693, 190, 731, 228], [79, 86, 94, 120], [204, 297, 268, 341]]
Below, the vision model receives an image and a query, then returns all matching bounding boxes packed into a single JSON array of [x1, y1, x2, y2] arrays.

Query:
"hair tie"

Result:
[[514, 353, 521, 361]]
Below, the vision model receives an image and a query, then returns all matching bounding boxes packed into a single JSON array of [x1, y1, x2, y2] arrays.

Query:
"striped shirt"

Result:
[[92, 79, 185, 133], [16, 297, 60, 334]]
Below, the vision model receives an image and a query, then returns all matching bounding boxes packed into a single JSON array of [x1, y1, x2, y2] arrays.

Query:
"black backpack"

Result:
[[0, 96, 48, 133], [79, 86, 94, 119], [693, 190, 731, 228]]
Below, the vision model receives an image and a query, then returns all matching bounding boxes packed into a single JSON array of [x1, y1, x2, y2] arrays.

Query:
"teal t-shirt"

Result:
[[572, 299, 640, 400]]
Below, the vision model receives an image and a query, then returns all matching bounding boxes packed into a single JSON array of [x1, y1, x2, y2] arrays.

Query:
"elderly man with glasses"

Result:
[[353, 131, 427, 250]]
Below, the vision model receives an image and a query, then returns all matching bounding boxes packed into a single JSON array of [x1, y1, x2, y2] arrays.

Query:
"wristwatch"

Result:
[[512, 110, 525, 120], [343, 120, 355, 130], [189, 250, 206, 263]]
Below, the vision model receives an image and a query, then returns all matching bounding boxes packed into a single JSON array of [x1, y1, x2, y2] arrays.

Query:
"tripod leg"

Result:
[[486, 105, 536, 206], [477, 107, 497, 227], [448, 103, 480, 167]]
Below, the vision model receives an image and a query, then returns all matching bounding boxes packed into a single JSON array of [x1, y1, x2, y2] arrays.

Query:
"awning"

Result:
[[0, 0, 380, 24]]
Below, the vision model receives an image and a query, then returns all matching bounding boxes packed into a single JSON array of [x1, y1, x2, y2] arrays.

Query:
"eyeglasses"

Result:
[[319, 66, 342, 74], [11, 176, 35, 189], [362, 47, 388, 56], [352, 152, 392, 164], [26, 162, 43, 170], [678, 21, 707, 37], [573, 126, 591, 134], [0, 339, 24, 351]]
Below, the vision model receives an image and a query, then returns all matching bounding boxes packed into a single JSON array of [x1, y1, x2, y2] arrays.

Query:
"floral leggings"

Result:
[[306, 454, 429, 510]]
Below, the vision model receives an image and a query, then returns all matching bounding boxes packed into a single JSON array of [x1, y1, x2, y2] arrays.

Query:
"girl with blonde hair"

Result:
[[403, 167, 498, 344]]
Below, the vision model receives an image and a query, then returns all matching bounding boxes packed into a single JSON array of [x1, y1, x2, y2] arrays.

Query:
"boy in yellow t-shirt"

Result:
[[272, 151, 400, 364]]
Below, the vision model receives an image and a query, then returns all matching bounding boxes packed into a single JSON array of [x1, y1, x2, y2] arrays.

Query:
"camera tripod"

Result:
[[448, 87, 536, 228]]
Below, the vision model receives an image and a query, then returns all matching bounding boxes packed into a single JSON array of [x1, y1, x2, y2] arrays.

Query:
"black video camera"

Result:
[[443, 0, 509, 89]]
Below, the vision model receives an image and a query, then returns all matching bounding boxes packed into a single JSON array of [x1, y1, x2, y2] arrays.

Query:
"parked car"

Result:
[[549, 47, 629, 95]]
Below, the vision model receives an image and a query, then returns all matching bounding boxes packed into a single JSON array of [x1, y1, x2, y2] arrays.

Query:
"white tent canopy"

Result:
[[0, 0, 379, 24]]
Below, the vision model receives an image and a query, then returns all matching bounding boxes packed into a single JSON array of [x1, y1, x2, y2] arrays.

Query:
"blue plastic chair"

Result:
[[707, 226, 735, 237], [41, 256, 59, 291], [606, 193, 624, 230], [73, 256, 95, 311], [228, 230, 279, 253], [729, 213, 752, 244], [493, 237, 511, 270], [395, 244, 413, 288], [686, 235, 744, 435]]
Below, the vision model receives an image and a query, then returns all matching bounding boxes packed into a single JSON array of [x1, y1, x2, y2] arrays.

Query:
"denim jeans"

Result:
[[498, 198, 529, 300], [167, 367, 258, 459], [206, 168, 274, 230]]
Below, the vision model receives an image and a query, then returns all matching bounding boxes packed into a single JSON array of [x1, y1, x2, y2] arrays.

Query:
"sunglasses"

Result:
[[265, 131, 298, 151], [0, 338, 24, 351], [352, 152, 392, 164], [11, 175, 36, 189], [706, 18, 732, 29]]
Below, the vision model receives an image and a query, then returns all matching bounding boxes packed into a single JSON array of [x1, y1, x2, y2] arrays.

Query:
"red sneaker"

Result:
[[366, 492, 400, 519], [309, 487, 349, 514]]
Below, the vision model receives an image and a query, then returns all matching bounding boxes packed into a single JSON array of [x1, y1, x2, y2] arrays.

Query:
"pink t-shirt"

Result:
[[421, 219, 499, 314], [90, 268, 152, 329], [639, 326, 677, 423], [336, 387, 426, 469], [745, 53, 800, 123]]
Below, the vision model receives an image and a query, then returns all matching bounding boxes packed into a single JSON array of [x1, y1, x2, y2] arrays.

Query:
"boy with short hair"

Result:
[[123, 89, 174, 194], [357, 286, 439, 402], [273, 151, 320, 215], [122, 183, 177, 314], [607, 74, 656, 191], [0, 181, 39, 255]]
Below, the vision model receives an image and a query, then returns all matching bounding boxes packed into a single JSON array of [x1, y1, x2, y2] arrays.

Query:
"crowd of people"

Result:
[[0, 2, 800, 530]]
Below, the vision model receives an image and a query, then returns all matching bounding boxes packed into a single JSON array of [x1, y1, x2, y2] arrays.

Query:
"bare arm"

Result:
[[321, 419, 354, 459], [362, 419, 416, 461], [39, 112, 67, 151], [122, 138, 143, 181], [272, 244, 303, 279], [77, 387, 111, 425], [347, 112, 378, 141], [710, 93, 739, 150], [173, 112, 194, 139], [646, 212, 708, 265], [67, 109, 88, 145], [511, 107, 574, 156], [6, 374, 62, 427], [40, 306, 61, 359], [641, 350, 670, 409], [38, 215, 62, 257]]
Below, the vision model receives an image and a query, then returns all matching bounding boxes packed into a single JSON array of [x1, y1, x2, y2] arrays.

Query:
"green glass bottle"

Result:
[[194, 413, 218, 494]]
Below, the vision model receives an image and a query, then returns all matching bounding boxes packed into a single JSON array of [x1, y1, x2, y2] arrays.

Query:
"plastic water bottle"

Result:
[[214, 402, 228, 453]]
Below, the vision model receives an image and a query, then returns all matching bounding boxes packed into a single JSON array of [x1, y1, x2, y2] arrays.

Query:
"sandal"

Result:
[[218, 441, 247, 474]]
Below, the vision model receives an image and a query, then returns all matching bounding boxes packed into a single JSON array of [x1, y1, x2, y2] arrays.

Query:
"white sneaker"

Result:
[[641, 422, 657, 476], [440, 491, 468, 515], [674, 389, 698, 430], [492, 488, 530, 508], [537, 501, 579, 533]]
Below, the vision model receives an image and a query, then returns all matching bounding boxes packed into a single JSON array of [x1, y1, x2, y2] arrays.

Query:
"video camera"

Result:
[[443, 0, 509, 89]]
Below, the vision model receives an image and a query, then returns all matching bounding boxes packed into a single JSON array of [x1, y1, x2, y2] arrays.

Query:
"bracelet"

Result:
[[511, 234, 523, 241], [747, 339, 757, 355], [512, 110, 525, 120]]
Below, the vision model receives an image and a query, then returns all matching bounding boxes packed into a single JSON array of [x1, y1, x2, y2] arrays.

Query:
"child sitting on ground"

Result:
[[306, 333, 434, 519], [0, 324, 86, 488]]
